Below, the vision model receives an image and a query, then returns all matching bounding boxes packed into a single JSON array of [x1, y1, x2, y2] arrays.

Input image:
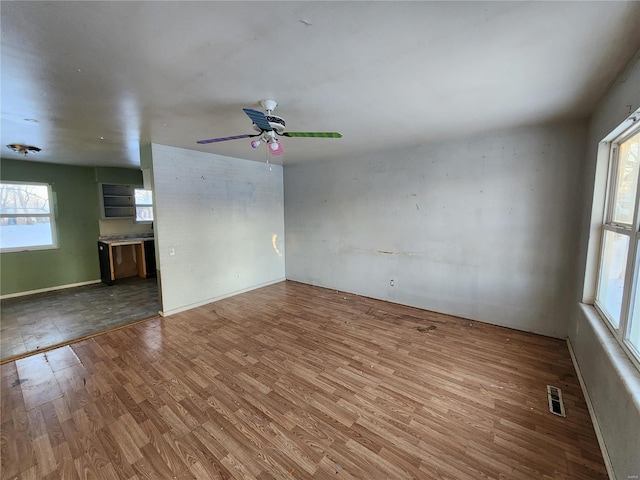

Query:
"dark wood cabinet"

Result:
[[98, 241, 113, 285], [144, 240, 156, 278]]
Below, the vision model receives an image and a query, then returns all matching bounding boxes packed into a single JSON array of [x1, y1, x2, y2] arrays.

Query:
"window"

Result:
[[0, 182, 58, 252], [595, 123, 640, 364], [134, 188, 153, 222]]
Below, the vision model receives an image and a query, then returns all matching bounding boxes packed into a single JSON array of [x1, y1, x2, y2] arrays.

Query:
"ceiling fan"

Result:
[[197, 99, 342, 156]]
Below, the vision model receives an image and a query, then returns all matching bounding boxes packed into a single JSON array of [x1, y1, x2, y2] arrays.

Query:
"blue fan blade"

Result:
[[197, 134, 253, 144], [243, 108, 273, 131]]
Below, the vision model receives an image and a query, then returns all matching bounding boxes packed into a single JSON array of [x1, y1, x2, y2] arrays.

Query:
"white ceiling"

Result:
[[2, 1, 640, 168]]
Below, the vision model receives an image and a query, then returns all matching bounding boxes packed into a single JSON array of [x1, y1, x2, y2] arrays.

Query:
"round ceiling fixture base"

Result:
[[6, 144, 41, 156]]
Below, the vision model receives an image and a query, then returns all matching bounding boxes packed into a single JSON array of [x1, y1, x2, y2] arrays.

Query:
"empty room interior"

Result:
[[1, 2, 640, 479]]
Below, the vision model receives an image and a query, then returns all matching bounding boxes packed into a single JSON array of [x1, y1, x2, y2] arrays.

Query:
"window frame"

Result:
[[594, 121, 640, 370], [0, 181, 59, 253]]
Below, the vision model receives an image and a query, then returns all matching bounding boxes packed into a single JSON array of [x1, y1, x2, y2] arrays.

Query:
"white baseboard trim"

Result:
[[159, 277, 286, 317], [0, 279, 102, 300], [566, 338, 616, 480]]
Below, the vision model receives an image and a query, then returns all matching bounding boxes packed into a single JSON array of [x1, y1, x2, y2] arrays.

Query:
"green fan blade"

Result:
[[282, 132, 342, 138]]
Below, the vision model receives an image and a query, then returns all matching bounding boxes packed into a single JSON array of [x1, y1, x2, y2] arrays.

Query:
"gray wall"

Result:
[[285, 121, 586, 338], [147, 144, 285, 316], [570, 50, 640, 480]]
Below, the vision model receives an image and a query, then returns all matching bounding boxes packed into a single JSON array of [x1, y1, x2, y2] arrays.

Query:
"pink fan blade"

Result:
[[270, 141, 284, 155]]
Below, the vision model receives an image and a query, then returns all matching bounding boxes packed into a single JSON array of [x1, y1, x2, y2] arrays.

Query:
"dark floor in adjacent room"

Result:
[[0, 277, 159, 361]]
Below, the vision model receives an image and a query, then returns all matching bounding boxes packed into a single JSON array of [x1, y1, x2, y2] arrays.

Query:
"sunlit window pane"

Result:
[[628, 242, 640, 354], [0, 184, 50, 214], [0, 217, 54, 249], [629, 312, 640, 355], [135, 206, 153, 222], [134, 188, 153, 204], [612, 131, 640, 224], [0, 182, 57, 252], [596, 230, 629, 327], [134, 188, 153, 222]]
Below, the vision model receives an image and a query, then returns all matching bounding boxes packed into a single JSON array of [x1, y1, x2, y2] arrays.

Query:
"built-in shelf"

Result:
[[99, 183, 140, 219]]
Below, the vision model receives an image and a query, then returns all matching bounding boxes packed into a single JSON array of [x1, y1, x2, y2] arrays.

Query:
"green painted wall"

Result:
[[95, 167, 143, 186], [0, 159, 143, 295]]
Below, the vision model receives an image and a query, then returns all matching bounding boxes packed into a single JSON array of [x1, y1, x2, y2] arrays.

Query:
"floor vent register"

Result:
[[547, 385, 566, 417]]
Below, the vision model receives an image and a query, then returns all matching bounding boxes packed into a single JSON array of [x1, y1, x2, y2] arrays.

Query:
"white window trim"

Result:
[[594, 115, 640, 372], [0, 181, 59, 253]]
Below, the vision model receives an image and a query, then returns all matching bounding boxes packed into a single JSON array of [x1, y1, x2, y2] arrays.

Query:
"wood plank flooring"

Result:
[[1, 281, 607, 479]]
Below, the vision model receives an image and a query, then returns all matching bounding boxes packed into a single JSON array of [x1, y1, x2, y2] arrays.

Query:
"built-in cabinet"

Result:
[[98, 239, 156, 285], [100, 183, 140, 219]]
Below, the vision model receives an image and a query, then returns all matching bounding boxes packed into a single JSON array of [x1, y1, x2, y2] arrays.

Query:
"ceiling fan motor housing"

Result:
[[252, 115, 285, 134]]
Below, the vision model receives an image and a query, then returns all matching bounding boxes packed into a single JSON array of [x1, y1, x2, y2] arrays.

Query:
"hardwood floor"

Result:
[[1, 281, 606, 479]]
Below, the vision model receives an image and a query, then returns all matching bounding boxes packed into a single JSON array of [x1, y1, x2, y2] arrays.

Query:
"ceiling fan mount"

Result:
[[197, 99, 342, 156], [260, 99, 278, 113], [6, 144, 41, 156]]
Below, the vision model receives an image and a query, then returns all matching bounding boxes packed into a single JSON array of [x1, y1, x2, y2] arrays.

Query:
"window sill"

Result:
[[579, 303, 640, 412], [1, 244, 59, 254]]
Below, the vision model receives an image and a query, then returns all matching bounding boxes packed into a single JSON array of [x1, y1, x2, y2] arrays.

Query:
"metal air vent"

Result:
[[547, 385, 566, 417]]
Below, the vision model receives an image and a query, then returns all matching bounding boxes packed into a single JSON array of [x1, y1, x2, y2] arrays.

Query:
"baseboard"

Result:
[[566, 338, 616, 480], [159, 277, 286, 317], [0, 279, 102, 300]]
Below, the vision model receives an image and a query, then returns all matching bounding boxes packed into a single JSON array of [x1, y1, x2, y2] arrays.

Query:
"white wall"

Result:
[[570, 50, 640, 480], [147, 144, 285, 316], [285, 121, 586, 338]]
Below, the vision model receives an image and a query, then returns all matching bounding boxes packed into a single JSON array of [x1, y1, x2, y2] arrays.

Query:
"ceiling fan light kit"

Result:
[[197, 99, 342, 157]]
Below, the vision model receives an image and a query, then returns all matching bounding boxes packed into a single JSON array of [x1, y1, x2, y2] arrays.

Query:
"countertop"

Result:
[[98, 234, 154, 245]]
